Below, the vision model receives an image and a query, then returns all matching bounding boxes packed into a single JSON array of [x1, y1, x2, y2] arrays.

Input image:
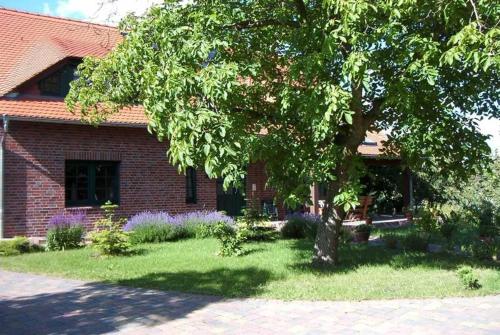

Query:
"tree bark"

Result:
[[312, 166, 349, 266]]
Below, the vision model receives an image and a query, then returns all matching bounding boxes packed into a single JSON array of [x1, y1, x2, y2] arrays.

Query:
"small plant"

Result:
[[46, 212, 86, 251], [281, 213, 320, 239], [0, 236, 31, 256], [456, 266, 481, 290], [401, 232, 428, 252], [212, 221, 242, 256], [89, 202, 131, 255], [382, 233, 399, 249]]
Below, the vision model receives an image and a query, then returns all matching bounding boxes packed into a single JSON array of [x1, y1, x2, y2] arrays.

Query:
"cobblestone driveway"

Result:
[[1, 270, 499, 334]]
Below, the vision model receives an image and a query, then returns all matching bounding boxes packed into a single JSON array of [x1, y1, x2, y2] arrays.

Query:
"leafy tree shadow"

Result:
[[0, 267, 273, 335], [115, 267, 275, 298], [287, 239, 499, 275]]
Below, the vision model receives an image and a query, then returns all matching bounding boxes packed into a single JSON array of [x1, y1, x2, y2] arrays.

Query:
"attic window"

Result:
[[38, 62, 79, 97], [362, 137, 377, 146]]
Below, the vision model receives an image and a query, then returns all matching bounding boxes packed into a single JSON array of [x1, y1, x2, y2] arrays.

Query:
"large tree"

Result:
[[67, 0, 499, 265]]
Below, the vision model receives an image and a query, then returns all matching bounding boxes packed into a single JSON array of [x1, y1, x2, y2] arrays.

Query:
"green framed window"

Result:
[[65, 160, 120, 207], [185, 167, 197, 204]]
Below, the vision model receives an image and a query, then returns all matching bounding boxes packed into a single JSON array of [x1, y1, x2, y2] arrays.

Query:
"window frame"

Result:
[[185, 167, 197, 204], [65, 160, 120, 207]]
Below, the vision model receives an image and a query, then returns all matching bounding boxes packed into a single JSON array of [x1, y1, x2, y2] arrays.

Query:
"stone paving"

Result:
[[1, 270, 499, 335]]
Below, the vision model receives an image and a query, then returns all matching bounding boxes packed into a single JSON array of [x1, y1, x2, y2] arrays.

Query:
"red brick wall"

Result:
[[246, 161, 285, 218], [3, 121, 217, 237]]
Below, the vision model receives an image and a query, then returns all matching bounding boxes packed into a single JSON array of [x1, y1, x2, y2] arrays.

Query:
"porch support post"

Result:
[[309, 183, 319, 215]]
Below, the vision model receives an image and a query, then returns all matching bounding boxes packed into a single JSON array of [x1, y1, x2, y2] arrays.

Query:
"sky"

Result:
[[0, 0, 499, 152]]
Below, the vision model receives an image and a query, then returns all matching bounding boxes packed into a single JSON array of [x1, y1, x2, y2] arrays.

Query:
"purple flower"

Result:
[[48, 212, 87, 230], [124, 210, 234, 231], [123, 211, 174, 231]]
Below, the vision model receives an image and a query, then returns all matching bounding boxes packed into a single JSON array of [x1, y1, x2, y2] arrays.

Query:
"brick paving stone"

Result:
[[1, 269, 499, 335]]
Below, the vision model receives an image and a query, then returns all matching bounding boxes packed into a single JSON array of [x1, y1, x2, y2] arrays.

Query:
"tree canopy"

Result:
[[67, 0, 499, 264]]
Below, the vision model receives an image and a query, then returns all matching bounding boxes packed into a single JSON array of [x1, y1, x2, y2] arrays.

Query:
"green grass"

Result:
[[1, 238, 499, 301]]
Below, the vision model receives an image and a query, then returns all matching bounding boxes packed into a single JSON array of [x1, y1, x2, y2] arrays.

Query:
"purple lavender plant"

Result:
[[174, 210, 235, 227], [48, 212, 87, 230], [124, 210, 234, 231], [123, 211, 174, 231]]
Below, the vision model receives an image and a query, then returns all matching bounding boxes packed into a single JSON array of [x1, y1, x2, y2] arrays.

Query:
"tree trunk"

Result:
[[312, 170, 348, 266]]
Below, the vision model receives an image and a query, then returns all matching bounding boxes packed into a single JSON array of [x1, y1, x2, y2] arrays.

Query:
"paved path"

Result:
[[1, 270, 499, 335]]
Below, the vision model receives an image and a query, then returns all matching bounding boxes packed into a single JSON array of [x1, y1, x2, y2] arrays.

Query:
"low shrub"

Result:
[[456, 266, 481, 289], [382, 233, 399, 249], [212, 221, 242, 256], [89, 202, 131, 255], [470, 240, 494, 261], [281, 213, 320, 239], [46, 212, 86, 251], [0, 236, 31, 256], [401, 232, 428, 252]]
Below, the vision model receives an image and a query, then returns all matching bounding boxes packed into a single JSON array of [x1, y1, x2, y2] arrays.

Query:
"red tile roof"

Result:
[[0, 8, 121, 96], [0, 97, 147, 126]]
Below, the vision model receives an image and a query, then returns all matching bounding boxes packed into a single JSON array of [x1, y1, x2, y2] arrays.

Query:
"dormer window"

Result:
[[38, 62, 79, 97]]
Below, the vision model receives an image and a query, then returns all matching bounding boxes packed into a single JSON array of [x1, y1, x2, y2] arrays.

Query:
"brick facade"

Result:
[[2, 121, 221, 237], [2, 120, 279, 237]]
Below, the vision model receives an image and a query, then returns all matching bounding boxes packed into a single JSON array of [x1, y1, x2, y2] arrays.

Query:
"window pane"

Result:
[[65, 160, 119, 207], [186, 167, 197, 203], [65, 162, 89, 203], [94, 163, 118, 203]]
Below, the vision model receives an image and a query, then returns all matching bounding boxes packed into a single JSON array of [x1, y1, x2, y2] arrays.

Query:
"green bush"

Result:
[[440, 222, 457, 241], [340, 227, 354, 245], [212, 222, 242, 256], [281, 213, 319, 239], [401, 232, 428, 252], [0, 236, 31, 256], [382, 233, 399, 249], [89, 202, 131, 255], [192, 223, 216, 238], [470, 240, 494, 261], [46, 226, 84, 251], [456, 266, 481, 289]]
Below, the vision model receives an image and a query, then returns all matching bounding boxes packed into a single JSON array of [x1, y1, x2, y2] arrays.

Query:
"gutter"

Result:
[[0, 114, 8, 239]]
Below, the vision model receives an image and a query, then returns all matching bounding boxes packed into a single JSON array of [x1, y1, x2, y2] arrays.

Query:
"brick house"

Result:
[[0, 8, 410, 238]]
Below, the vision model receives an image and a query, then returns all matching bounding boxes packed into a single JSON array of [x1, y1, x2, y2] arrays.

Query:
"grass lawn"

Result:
[[1, 238, 499, 301]]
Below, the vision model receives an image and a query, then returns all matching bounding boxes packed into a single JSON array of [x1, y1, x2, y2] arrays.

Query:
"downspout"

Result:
[[0, 114, 8, 239]]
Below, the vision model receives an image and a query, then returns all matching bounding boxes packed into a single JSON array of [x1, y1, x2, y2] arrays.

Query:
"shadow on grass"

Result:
[[0, 267, 274, 335], [287, 239, 500, 275], [115, 267, 275, 298]]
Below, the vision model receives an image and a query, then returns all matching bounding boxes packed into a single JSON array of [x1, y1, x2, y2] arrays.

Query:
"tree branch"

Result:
[[293, 0, 308, 22], [226, 19, 300, 30]]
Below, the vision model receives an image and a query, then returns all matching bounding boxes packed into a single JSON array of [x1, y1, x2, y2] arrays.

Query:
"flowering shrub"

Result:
[[124, 210, 234, 243], [46, 212, 86, 251], [281, 213, 321, 239]]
